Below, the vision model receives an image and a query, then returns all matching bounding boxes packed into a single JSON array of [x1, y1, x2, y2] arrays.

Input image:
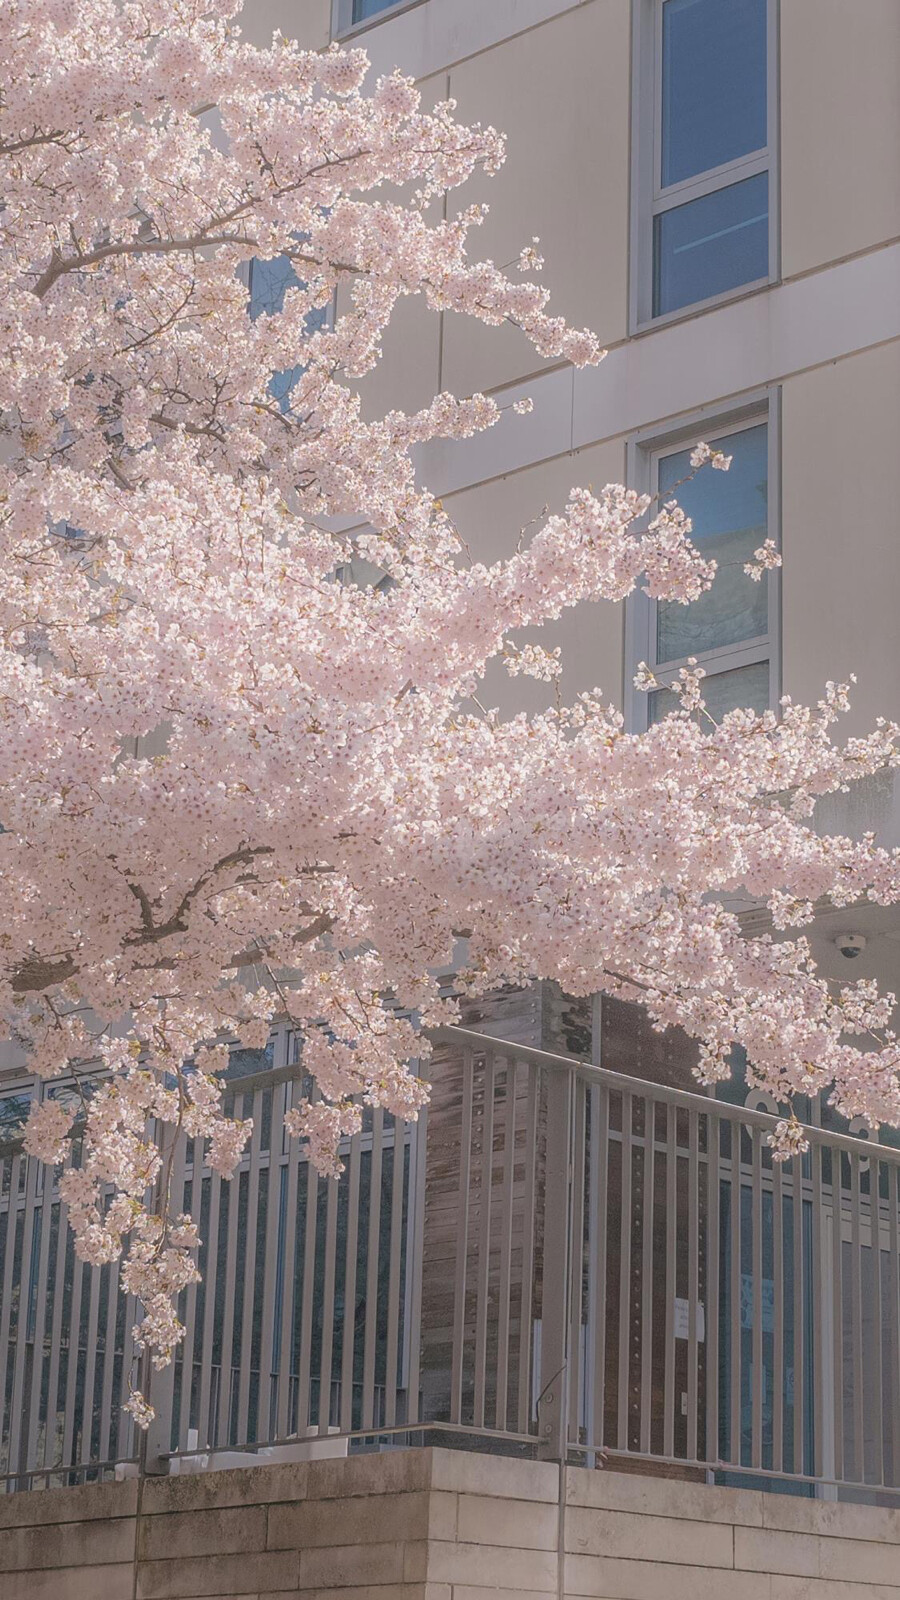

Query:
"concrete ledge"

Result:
[[0, 1515, 135, 1571], [141, 1459, 309, 1514], [565, 1463, 765, 1525], [2, 1563, 135, 1600], [2, 1446, 900, 1599], [429, 1447, 558, 1502], [135, 1548, 300, 1598], [0, 1476, 138, 1529], [138, 1504, 268, 1561], [566, 1504, 734, 1567], [736, 1525, 900, 1585], [565, 1553, 762, 1599]]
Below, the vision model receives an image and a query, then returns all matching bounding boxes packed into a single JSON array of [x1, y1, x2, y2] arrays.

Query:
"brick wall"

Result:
[[1, 1446, 899, 1599]]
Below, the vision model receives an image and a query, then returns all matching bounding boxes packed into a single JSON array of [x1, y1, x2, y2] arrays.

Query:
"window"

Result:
[[353, 0, 404, 18], [332, 0, 418, 36], [625, 401, 780, 732], [248, 254, 329, 412], [632, 0, 776, 325]]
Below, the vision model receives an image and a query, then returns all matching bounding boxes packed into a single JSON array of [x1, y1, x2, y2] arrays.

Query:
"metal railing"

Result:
[[1, 1024, 899, 1499]]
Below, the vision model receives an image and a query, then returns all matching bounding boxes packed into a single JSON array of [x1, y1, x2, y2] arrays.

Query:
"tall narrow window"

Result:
[[632, 0, 775, 325], [626, 408, 779, 731]]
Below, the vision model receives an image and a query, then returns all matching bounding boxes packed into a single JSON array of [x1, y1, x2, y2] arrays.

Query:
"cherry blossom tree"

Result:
[[2, 0, 898, 1421]]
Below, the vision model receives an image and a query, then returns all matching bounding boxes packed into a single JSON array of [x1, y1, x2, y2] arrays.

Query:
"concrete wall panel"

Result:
[[440, 1, 631, 397], [781, 0, 900, 278]]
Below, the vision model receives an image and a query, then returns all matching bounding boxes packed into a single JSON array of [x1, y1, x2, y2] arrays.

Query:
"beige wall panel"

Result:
[[351, 281, 444, 421], [343, 73, 447, 421], [781, 342, 900, 737], [241, 0, 331, 50], [444, 438, 626, 717], [440, 1, 631, 398], [781, 0, 900, 278]]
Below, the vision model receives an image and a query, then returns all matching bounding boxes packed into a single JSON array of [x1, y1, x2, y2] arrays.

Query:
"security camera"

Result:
[[834, 933, 866, 960]]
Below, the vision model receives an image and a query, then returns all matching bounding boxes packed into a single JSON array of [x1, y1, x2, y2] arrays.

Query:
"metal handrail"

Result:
[[433, 1023, 900, 1164]]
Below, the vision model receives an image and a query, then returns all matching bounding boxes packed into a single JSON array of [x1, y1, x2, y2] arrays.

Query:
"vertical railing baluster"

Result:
[[77, 1264, 103, 1470], [705, 1113, 720, 1466], [750, 1128, 763, 1471], [43, 1192, 70, 1472], [143, 1129, 187, 1472], [97, 1250, 121, 1468], [0, 1153, 20, 1477], [791, 1150, 805, 1479], [592, 1084, 610, 1458], [663, 1103, 677, 1460], [850, 1152, 864, 1482], [214, 1101, 245, 1447], [360, 1106, 383, 1432], [275, 1087, 300, 1440], [729, 1117, 742, 1468], [405, 1101, 427, 1429], [7, 1152, 39, 1477], [537, 1065, 572, 1460], [517, 1064, 538, 1437], [450, 1055, 473, 1426], [617, 1091, 633, 1453], [24, 1174, 54, 1477], [687, 1110, 700, 1463], [339, 1126, 361, 1435], [639, 1095, 656, 1456], [195, 1156, 222, 1452], [810, 1141, 825, 1484], [567, 1079, 586, 1449], [383, 1117, 406, 1429], [317, 1149, 341, 1433], [59, 1244, 85, 1476], [296, 1120, 322, 1436], [870, 1156, 884, 1486], [772, 1150, 784, 1475], [176, 1133, 206, 1450], [116, 1285, 140, 1465], [883, 1164, 890, 1484], [235, 1090, 263, 1445], [495, 1059, 517, 1433], [257, 1081, 286, 1445], [473, 1055, 495, 1432], [831, 1145, 845, 1483], [583, 1086, 598, 1458]]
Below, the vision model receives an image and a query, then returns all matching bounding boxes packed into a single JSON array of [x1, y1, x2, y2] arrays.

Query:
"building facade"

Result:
[[241, 0, 900, 994]]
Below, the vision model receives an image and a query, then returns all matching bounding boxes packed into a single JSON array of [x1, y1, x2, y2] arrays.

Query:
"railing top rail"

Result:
[[432, 1024, 900, 1166]]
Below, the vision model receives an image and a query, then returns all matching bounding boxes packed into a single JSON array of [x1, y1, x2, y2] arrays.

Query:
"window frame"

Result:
[[331, 0, 425, 39], [630, 0, 781, 332], [623, 390, 782, 734]]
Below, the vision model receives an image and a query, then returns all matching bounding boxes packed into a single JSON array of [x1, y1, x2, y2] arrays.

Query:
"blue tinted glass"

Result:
[[250, 259, 328, 412], [267, 304, 328, 413], [654, 172, 767, 315], [249, 255, 300, 321], [353, 0, 400, 19], [649, 660, 770, 724], [656, 422, 768, 662], [661, 0, 767, 187]]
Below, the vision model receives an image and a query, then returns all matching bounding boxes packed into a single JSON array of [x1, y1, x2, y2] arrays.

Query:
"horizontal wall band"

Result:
[[412, 240, 900, 502], [351, 0, 588, 82]]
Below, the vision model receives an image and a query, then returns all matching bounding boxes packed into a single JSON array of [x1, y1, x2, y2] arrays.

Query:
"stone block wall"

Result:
[[1, 1446, 899, 1599]]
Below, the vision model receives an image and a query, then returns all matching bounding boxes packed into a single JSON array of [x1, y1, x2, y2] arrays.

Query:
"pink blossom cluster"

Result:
[[2, 0, 899, 1420]]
